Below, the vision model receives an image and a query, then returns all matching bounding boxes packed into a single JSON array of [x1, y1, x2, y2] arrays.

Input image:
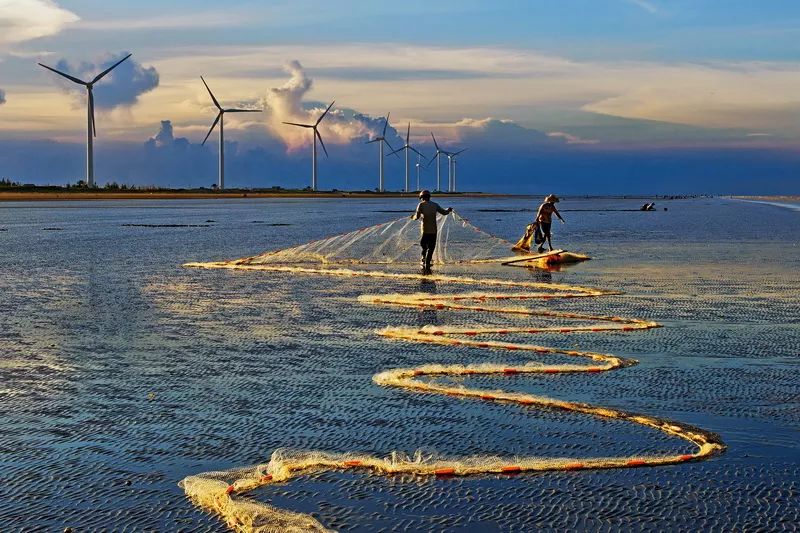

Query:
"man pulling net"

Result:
[[413, 190, 453, 274]]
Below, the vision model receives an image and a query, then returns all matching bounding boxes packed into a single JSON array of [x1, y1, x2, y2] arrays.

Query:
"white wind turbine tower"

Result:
[[200, 76, 262, 190], [387, 123, 426, 192], [427, 132, 449, 192], [415, 153, 423, 191], [38, 53, 132, 188], [283, 101, 335, 191], [447, 148, 467, 192], [365, 112, 398, 192]]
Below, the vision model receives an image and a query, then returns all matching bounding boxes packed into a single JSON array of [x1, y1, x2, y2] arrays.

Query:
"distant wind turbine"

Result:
[[38, 53, 132, 188], [365, 112, 398, 192], [415, 154, 422, 191], [200, 76, 262, 190], [447, 148, 467, 192], [427, 133, 449, 192], [387, 123, 425, 192], [283, 101, 335, 191]]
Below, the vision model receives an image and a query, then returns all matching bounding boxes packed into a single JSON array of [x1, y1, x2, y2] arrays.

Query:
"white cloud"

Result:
[[0, 0, 79, 46], [547, 131, 599, 144], [7, 42, 800, 143], [262, 60, 380, 151], [73, 12, 250, 31]]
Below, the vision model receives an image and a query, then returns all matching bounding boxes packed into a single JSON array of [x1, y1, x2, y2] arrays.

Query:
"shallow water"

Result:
[[0, 197, 798, 531]]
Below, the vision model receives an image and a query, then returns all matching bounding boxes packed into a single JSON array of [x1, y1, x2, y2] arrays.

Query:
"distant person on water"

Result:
[[413, 190, 453, 274], [535, 194, 565, 253]]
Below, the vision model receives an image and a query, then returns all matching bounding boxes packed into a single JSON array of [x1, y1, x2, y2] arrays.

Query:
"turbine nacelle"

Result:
[[38, 53, 133, 187], [282, 100, 335, 190], [200, 76, 262, 146], [38, 53, 132, 139]]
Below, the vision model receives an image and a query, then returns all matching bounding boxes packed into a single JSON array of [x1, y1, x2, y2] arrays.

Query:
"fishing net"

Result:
[[180, 217, 725, 532], [232, 211, 512, 265]]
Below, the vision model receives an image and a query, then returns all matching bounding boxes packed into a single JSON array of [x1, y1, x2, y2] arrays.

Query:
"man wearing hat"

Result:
[[413, 190, 453, 274], [535, 194, 565, 253]]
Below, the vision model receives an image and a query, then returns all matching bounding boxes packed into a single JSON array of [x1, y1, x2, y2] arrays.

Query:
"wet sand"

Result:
[[731, 195, 800, 202]]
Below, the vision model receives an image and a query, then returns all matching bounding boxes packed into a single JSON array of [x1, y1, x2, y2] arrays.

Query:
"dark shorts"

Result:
[[540, 222, 552, 237]]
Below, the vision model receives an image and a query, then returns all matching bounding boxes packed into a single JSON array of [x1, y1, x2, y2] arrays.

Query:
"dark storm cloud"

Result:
[[52, 51, 158, 108]]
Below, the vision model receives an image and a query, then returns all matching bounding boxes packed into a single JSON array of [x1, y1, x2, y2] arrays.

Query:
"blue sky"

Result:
[[0, 0, 799, 193]]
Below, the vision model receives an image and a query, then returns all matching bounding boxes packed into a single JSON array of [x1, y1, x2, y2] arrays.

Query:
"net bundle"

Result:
[[233, 211, 512, 266]]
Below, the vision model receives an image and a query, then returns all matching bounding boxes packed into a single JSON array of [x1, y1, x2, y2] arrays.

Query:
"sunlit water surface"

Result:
[[0, 197, 798, 531]]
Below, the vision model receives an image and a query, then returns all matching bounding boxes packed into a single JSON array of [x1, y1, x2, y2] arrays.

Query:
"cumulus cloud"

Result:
[[145, 120, 189, 149], [263, 60, 384, 151], [0, 89, 6, 105], [415, 117, 558, 150], [0, 0, 78, 47], [51, 51, 159, 109]]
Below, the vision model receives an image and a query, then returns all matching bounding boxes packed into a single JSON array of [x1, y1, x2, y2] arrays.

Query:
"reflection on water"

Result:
[[0, 197, 798, 530]]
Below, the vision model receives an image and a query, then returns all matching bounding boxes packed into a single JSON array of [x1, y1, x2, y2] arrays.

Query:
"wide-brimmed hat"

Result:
[[545, 194, 560, 203]]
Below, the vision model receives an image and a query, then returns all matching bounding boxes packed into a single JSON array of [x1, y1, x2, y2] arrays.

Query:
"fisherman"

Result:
[[413, 190, 453, 274], [535, 194, 565, 253]]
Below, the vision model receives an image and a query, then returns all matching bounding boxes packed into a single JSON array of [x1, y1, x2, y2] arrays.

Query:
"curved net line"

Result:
[[179, 266, 726, 532], [234, 211, 513, 265]]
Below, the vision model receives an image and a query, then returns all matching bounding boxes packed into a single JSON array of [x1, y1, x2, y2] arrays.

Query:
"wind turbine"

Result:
[[427, 132, 449, 192], [415, 154, 423, 191], [447, 148, 467, 192], [387, 123, 425, 192], [38, 53, 132, 188], [283, 101, 335, 191], [365, 112, 398, 192], [200, 76, 262, 190]]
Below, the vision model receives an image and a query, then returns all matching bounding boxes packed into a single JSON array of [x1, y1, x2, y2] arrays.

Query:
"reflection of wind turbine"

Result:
[[387, 123, 425, 192], [427, 133, 448, 192], [201, 76, 262, 190], [447, 148, 467, 192], [38, 53, 132, 188], [283, 100, 335, 191], [365, 112, 398, 192]]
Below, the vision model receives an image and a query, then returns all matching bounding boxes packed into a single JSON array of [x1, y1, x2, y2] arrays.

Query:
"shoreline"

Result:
[[0, 190, 711, 202], [0, 191, 519, 202]]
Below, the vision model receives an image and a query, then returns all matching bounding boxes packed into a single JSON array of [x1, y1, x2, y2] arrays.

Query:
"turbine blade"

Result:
[[382, 112, 390, 137], [383, 139, 401, 158], [430, 132, 440, 150], [385, 146, 404, 157], [38, 63, 87, 85], [382, 138, 396, 151], [426, 154, 438, 168], [366, 138, 381, 144], [406, 122, 410, 144], [282, 121, 313, 128], [92, 53, 131, 84], [224, 108, 262, 113], [88, 89, 96, 137], [315, 128, 329, 157], [453, 148, 467, 156], [200, 76, 222, 110], [316, 100, 335, 125], [202, 113, 221, 145], [409, 146, 426, 160]]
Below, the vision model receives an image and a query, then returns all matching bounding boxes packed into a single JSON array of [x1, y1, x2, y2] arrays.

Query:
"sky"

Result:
[[0, 0, 799, 193]]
